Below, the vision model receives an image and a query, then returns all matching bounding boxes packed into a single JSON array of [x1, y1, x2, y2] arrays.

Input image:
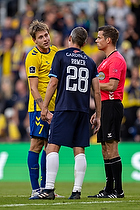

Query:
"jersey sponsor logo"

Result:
[[66, 52, 87, 59], [29, 66, 36, 74], [98, 72, 105, 80]]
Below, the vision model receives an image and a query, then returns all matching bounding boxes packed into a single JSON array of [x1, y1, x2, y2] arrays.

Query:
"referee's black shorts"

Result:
[[97, 100, 123, 143]]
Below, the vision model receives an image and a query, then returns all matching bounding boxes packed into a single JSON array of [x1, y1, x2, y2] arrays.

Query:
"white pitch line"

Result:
[[0, 195, 27, 197], [0, 200, 140, 208], [0, 195, 138, 198]]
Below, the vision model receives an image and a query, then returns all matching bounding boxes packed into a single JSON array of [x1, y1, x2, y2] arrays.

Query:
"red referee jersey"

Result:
[[98, 51, 127, 101]]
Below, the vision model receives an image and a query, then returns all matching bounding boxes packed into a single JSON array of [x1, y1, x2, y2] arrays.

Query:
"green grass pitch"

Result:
[[0, 182, 140, 210]]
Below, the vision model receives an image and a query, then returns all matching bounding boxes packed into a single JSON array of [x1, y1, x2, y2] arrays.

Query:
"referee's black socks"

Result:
[[110, 156, 123, 194], [104, 159, 114, 193]]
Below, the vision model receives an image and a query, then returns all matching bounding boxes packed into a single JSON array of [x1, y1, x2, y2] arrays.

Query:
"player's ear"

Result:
[[82, 40, 87, 47], [68, 35, 72, 42], [33, 38, 36, 44], [68, 35, 72, 46], [106, 37, 111, 44]]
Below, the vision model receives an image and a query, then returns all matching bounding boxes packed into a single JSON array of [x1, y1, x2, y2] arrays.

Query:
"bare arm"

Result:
[[41, 77, 58, 123], [29, 77, 43, 110], [91, 77, 101, 134], [100, 78, 119, 92]]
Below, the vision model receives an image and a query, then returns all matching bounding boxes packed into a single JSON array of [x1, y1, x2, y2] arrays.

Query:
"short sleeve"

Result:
[[109, 57, 124, 80], [49, 52, 61, 80], [25, 51, 40, 78]]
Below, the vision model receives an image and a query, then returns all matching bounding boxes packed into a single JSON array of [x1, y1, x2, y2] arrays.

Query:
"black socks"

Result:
[[104, 157, 123, 194]]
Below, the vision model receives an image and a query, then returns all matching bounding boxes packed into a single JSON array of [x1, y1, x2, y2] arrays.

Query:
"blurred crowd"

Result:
[[0, 0, 140, 142]]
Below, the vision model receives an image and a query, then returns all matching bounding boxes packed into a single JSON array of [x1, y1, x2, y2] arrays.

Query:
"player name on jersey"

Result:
[[71, 58, 86, 66]]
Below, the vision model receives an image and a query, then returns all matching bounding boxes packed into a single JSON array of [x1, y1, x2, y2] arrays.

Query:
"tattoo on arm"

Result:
[[35, 98, 43, 105]]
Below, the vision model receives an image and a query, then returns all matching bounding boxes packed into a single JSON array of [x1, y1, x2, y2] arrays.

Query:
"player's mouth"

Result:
[[44, 42, 49, 46], [44, 43, 48, 46]]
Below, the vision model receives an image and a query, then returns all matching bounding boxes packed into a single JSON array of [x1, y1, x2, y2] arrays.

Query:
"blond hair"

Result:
[[29, 20, 49, 39]]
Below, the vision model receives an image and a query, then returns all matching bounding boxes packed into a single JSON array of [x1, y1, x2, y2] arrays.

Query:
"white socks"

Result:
[[73, 153, 87, 192], [45, 152, 87, 192], [45, 152, 59, 189]]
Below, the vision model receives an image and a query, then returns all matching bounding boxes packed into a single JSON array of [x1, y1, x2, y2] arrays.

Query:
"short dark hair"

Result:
[[29, 20, 49, 39], [70, 27, 88, 48], [98, 25, 119, 46]]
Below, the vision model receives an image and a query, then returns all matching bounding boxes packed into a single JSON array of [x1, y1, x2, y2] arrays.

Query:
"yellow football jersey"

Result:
[[25, 45, 58, 112]]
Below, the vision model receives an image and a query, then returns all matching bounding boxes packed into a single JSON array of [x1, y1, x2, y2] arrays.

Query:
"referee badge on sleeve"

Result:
[[98, 72, 105, 80], [29, 66, 36, 74]]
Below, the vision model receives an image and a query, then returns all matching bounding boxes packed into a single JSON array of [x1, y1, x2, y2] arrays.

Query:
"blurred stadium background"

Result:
[[0, 0, 140, 184]]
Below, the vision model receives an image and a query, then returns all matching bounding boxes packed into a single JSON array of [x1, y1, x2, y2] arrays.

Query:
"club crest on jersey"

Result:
[[98, 72, 105, 80], [29, 66, 36, 73]]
